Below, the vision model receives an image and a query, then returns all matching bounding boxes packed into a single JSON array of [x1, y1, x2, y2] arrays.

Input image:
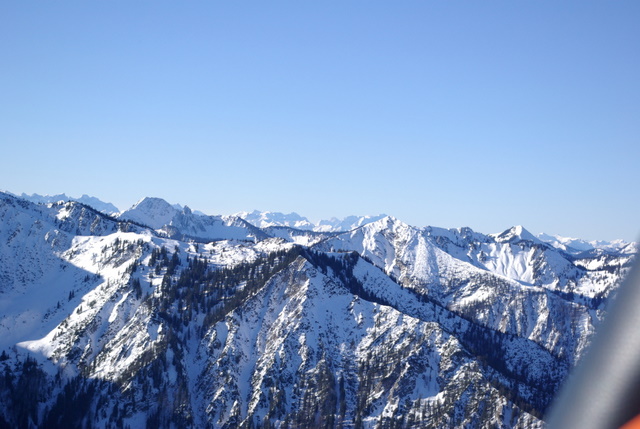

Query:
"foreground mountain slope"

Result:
[[190, 253, 546, 428], [9, 240, 546, 428], [0, 192, 635, 428], [0, 193, 146, 351]]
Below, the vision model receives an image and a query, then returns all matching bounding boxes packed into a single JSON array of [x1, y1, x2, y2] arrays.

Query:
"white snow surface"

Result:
[[0, 191, 635, 428]]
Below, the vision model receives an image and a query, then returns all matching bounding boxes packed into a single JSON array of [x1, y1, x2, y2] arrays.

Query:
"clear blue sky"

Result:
[[1, 1, 639, 241]]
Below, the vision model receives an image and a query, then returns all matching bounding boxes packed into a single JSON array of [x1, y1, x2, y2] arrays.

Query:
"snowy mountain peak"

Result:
[[349, 215, 418, 242], [117, 197, 265, 242], [377, 214, 402, 227], [492, 225, 539, 243], [130, 196, 173, 211], [119, 197, 179, 229]]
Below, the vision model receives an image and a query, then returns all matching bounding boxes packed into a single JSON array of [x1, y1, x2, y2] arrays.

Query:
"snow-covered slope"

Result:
[[319, 217, 632, 362], [190, 253, 548, 428], [0, 193, 146, 352], [0, 192, 635, 428]]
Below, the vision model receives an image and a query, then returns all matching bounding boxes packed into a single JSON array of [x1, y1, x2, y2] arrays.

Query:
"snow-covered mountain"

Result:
[[0, 191, 636, 428], [119, 197, 268, 242], [235, 210, 316, 230], [315, 213, 389, 232], [14, 192, 120, 215], [537, 232, 637, 256], [236, 210, 388, 232]]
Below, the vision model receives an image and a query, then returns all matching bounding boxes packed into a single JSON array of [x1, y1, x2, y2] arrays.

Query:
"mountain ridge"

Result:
[[0, 190, 636, 428], [6, 191, 635, 247], [10, 192, 120, 215]]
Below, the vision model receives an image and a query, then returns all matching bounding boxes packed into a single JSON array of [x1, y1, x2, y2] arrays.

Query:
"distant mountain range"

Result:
[[0, 191, 636, 428], [10, 192, 635, 252], [12, 192, 121, 215], [234, 209, 389, 233]]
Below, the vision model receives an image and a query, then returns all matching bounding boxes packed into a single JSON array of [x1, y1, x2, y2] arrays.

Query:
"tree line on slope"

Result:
[[0, 243, 558, 428]]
